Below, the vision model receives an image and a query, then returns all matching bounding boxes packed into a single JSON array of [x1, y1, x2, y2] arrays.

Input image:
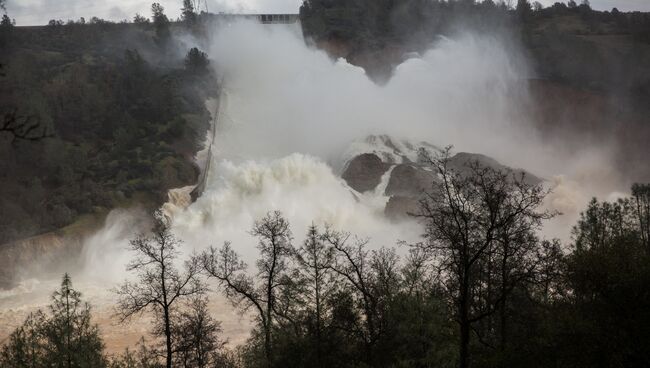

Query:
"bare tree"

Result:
[[415, 147, 553, 368], [201, 211, 293, 368], [322, 229, 381, 365], [115, 211, 205, 368], [294, 224, 335, 368]]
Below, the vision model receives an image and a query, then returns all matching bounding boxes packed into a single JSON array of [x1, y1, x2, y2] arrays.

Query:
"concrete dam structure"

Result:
[[204, 13, 299, 25]]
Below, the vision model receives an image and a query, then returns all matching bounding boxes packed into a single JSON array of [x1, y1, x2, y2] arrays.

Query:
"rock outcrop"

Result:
[[341, 153, 391, 193], [385, 164, 436, 197], [341, 135, 543, 220], [448, 152, 542, 186], [385, 195, 421, 219]]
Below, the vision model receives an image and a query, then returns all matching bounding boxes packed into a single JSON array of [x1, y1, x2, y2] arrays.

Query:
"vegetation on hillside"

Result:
[[0, 4, 216, 244], [300, 0, 650, 91]]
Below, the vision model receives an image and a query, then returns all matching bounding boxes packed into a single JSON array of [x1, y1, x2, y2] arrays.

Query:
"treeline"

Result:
[[41, 0, 210, 40], [3, 151, 650, 368], [300, 0, 515, 50], [0, 2, 214, 244], [300, 0, 650, 48]]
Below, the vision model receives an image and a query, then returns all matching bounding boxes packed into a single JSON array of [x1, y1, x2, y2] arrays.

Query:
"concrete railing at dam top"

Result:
[[202, 13, 299, 25]]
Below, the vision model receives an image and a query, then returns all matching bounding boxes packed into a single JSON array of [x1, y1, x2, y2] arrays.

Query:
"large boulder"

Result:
[[341, 136, 544, 220], [341, 153, 391, 193], [385, 195, 421, 220], [385, 164, 437, 197], [448, 152, 542, 185]]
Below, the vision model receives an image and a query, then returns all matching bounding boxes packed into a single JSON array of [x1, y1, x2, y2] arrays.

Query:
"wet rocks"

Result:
[[341, 153, 391, 193]]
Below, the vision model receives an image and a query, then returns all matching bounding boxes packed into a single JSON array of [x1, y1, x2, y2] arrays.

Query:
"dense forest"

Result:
[[0, 2, 216, 244]]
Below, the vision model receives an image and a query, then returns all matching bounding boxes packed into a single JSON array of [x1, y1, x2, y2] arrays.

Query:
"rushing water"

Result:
[[0, 20, 625, 352]]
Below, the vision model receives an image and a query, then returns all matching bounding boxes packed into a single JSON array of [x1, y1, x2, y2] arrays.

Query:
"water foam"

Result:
[[172, 154, 420, 260]]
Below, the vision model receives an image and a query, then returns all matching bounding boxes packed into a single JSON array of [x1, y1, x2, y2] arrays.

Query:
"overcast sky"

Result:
[[5, 0, 650, 26]]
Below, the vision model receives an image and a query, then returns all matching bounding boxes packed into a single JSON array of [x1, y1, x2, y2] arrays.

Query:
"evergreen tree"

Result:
[[184, 48, 209, 73], [133, 13, 150, 24], [181, 0, 197, 24], [0, 311, 47, 368], [0, 274, 107, 368], [516, 0, 532, 20], [151, 3, 170, 45], [557, 193, 650, 367]]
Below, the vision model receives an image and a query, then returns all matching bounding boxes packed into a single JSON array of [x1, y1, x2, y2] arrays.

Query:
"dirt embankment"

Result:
[[0, 214, 105, 290]]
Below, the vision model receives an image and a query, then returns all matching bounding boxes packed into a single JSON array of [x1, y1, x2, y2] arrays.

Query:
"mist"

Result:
[[204, 21, 620, 183], [81, 18, 629, 270], [0, 17, 632, 348]]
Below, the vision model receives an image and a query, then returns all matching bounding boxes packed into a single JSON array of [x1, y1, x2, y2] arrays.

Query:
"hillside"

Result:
[[1, 3, 649, 246], [0, 20, 217, 244]]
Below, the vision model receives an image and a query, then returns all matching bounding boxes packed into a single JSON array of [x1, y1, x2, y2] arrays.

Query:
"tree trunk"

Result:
[[460, 312, 470, 368], [164, 306, 172, 368], [265, 319, 272, 368], [363, 297, 375, 366], [459, 271, 470, 368], [500, 242, 509, 352], [66, 290, 71, 368], [315, 280, 322, 368], [499, 283, 508, 352]]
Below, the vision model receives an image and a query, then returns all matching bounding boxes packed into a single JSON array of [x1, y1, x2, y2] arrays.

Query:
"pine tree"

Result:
[[42, 273, 107, 367], [151, 3, 170, 45], [181, 0, 197, 24], [0, 274, 107, 368]]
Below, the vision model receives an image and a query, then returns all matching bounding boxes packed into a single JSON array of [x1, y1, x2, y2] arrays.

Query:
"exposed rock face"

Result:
[[343, 134, 438, 165], [448, 152, 542, 186], [385, 164, 436, 197], [341, 153, 391, 193], [385, 195, 421, 220], [341, 135, 543, 220]]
